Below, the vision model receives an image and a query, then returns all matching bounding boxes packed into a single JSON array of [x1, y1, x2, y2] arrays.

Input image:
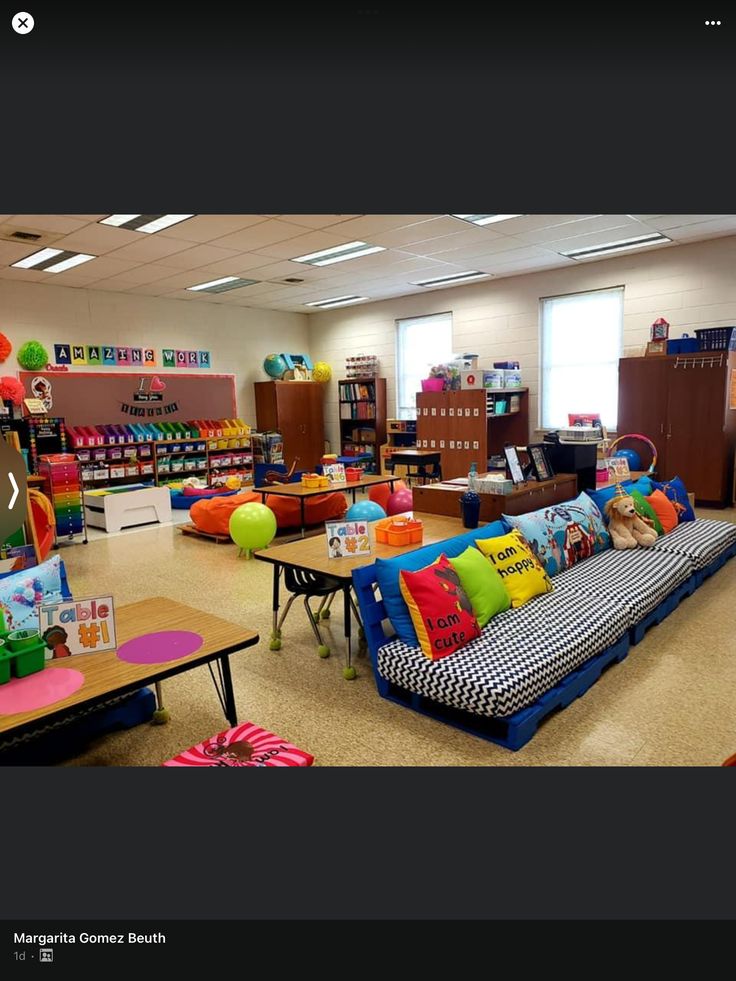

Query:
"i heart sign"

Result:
[[150, 376, 167, 392]]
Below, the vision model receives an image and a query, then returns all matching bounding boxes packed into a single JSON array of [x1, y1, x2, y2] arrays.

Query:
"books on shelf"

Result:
[[339, 381, 375, 401], [339, 401, 376, 420]]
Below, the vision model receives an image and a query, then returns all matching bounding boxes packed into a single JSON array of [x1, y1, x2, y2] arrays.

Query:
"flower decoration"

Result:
[[0, 376, 25, 405], [17, 340, 49, 371], [0, 333, 12, 363]]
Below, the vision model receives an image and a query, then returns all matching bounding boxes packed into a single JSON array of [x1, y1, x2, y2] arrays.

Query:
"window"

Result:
[[396, 312, 453, 419], [541, 286, 623, 430]]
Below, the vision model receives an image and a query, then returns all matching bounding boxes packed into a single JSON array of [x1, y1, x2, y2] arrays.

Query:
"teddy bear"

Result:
[[604, 491, 657, 549]]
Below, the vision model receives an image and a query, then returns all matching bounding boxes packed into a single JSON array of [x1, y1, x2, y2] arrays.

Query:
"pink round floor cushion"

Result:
[[182, 485, 232, 497]]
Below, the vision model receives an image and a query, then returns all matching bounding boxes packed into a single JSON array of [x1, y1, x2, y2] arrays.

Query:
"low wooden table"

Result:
[[254, 512, 468, 678], [388, 448, 442, 484], [255, 474, 398, 536], [412, 473, 579, 522], [0, 597, 259, 744]]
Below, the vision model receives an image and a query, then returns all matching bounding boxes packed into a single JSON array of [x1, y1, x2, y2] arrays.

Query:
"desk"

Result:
[[254, 512, 467, 679], [388, 449, 442, 484], [412, 474, 579, 522], [0, 598, 259, 743], [255, 473, 397, 536]]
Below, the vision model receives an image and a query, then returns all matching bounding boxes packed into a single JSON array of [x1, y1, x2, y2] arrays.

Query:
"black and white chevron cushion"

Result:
[[377, 589, 629, 719], [651, 518, 736, 570], [552, 548, 692, 622]]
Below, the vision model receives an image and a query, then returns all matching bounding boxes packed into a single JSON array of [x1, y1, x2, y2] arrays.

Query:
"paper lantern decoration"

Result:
[[17, 340, 49, 371], [0, 376, 25, 406], [0, 333, 12, 363], [312, 361, 332, 383]]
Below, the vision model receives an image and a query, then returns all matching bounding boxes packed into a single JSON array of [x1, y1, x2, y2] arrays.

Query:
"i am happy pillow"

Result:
[[475, 529, 553, 608], [399, 554, 480, 660]]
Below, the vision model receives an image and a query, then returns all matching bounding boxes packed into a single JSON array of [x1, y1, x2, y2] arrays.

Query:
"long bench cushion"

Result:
[[650, 518, 736, 570], [377, 589, 629, 719], [552, 548, 692, 623], [375, 519, 508, 647]]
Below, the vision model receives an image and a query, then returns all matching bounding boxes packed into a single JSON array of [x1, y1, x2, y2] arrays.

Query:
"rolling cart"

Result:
[[38, 454, 89, 546]]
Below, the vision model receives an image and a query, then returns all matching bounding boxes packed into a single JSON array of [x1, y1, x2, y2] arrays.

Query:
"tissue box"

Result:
[[483, 369, 505, 389], [477, 476, 514, 494], [503, 369, 522, 388]]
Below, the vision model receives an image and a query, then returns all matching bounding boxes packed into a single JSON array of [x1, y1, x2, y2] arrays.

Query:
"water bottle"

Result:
[[459, 490, 481, 529], [468, 461, 478, 492]]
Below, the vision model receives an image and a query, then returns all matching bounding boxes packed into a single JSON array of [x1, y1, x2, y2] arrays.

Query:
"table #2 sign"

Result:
[[325, 519, 371, 558], [38, 595, 117, 658]]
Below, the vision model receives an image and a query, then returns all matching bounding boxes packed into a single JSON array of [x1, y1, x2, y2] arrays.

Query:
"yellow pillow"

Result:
[[475, 529, 553, 608]]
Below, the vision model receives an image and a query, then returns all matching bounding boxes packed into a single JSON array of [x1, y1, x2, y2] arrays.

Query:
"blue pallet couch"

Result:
[[0, 559, 155, 762], [353, 511, 736, 751]]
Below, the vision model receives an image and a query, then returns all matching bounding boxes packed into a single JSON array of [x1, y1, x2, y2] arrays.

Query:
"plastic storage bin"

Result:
[[695, 326, 735, 351], [375, 517, 424, 546]]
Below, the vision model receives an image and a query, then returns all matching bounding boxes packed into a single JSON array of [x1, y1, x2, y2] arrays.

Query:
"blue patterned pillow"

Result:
[[0, 555, 63, 632], [650, 476, 696, 523], [503, 492, 610, 578]]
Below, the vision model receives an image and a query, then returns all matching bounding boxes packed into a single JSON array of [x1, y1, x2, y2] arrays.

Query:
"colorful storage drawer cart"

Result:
[[38, 454, 88, 544]]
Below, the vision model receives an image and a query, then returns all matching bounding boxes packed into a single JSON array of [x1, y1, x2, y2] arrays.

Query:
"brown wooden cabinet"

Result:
[[415, 388, 530, 480], [617, 352, 736, 505], [254, 381, 325, 470]]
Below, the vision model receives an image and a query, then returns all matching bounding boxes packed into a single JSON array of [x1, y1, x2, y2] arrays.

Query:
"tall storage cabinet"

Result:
[[254, 381, 325, 470], [617, 352, 736, 505]]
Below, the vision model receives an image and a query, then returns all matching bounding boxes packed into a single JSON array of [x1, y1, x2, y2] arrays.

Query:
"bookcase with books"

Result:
[[338, 377, 386, 473]]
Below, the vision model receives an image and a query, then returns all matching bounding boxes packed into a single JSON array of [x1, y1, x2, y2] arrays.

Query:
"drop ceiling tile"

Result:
[[515, 215, 643, 245], [318, 215, 437, 239], [427, 236, 537, 262], [207, 219, 322, 251], [90, 263, 185, 286], [253, 228, 363, 260], [156, 244, 244, 270], [0, 267, 53, 282], [274, 215, 362, 229], [665, 217, 736, 240], [83, 278, 134, 292], [63, 215, 107, 221], [0, 240, 50, 264], [50, 225, 144, 254], [486, 214, 595, 235], [105, 235, 196, 263], [138, 271, 209, 291], [10, 214, 92, 234], [380, 223, 505, 253], [537, 224, 654, 252], [368, 216, 471, 248], [156, 214, 270, 242], [68, 256, 143, 280], [471, 246, 558, 271], [641, 214, 731, 230], [182, 254, 283, 279]]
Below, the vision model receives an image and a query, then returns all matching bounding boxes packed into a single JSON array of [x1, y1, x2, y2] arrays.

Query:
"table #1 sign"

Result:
[[38, 595, 117, 658]]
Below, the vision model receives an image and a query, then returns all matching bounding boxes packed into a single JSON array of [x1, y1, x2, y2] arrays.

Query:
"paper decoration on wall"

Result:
[[0, 333, 12, 363], [86, 345, 102, 365], [143, 348, 156, 366], [71, 345, 87, 365], [198, 351, 210, 367], [176, 351, 187, 367], [103, 346, 117, 365], [50, 345, 212, 370], [187, 351, 198, 366], [17, 340, 49, 370], [54, 344, 71, 365], [162, 349, 175, 368], [117, 347, 130, 364], [130, 348, 143, 365]]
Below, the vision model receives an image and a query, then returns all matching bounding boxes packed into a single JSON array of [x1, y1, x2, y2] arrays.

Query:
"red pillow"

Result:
[[646, 489, 678, 534], [399, 554, 480, 660]]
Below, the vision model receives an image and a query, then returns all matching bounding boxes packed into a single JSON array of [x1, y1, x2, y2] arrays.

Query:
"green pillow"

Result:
[[448, 545, 510, 627], [630, 489, 663, 536]]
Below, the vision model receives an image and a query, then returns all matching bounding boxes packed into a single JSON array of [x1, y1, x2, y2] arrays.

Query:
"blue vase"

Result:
[[459, 491, 481, 529]]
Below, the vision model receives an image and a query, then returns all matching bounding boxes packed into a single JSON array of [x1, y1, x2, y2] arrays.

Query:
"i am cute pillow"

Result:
[[399, 554, 481, 660], [475, 529, 553, 608]]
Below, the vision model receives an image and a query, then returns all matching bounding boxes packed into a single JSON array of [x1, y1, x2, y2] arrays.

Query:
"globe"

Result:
[[312, 361, 332, 383], [263, 354, 288, 379], [613, 448, 642, 472]]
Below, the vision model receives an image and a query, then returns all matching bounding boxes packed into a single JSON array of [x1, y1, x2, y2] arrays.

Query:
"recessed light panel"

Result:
[[187, 276, 260, 293], [11, 248, 96, 272], [411, 271, 489, 287], [452, 214, 525, 225], [560, 233, 671, 260], [305, 295, 368, 309], [100, 215, 194, 233], [292, 241, 385, 266]]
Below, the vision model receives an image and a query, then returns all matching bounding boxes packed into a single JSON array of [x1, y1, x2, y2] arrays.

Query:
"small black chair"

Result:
[[270, 567, 363, 660]]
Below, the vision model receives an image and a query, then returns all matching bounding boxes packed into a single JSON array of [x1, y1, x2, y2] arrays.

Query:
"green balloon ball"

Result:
[[229, 502, 277, 551]]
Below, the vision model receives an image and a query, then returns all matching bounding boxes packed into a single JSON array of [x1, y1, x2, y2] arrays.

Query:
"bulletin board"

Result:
[[20, 372, 237, 428]]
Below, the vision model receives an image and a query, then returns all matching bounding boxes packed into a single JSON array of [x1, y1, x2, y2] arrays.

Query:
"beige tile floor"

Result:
[[57, 506, 736, 767]]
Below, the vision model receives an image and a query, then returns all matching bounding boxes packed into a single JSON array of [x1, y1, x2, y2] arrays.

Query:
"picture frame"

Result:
[[645, 339, 667, 357], [503, 444, 526, 485], [527, 443, 555, 482], [606, 456, 631, 480]]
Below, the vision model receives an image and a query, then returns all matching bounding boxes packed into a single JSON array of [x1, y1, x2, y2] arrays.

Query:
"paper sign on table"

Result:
[[38, 595, 117, 658], [323, 463, 346, 483], [325, 519, 371, 559]]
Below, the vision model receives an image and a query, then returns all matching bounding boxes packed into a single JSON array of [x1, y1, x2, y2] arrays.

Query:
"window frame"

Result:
[[395, 311, 454, 420]]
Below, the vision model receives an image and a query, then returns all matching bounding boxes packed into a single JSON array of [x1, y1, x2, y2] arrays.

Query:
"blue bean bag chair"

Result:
[[169, 488, 240, 510]]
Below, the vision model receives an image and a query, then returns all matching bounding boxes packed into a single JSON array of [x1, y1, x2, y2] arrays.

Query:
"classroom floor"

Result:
[[57, 506, 736, 767]]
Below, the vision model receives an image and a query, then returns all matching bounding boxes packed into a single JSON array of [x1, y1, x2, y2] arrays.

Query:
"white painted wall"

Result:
[[0, 281, 309, 425], [308, 235, 736, 447]]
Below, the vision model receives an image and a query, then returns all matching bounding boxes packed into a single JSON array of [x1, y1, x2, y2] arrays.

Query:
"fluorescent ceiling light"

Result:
[[12, 248, 96, 273], [100, 214, 194, 233], [560, 233, 671, 260], [305, 295, 368, 309], [452, 214, 525, 225], [292, 241, 385, 266], [44, 253, 95, 273], [12, 247, 63, 269], [187, 276, 260, 294], [411, 271, 489, 287]]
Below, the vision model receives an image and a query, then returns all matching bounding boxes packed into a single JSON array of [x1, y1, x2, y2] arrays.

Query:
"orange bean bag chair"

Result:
[[190, 490, 348, 537], [369, 480, 407, 513]]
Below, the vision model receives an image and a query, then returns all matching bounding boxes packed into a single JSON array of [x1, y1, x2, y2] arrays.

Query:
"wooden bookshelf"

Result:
[[337, 376, 386, 474]]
